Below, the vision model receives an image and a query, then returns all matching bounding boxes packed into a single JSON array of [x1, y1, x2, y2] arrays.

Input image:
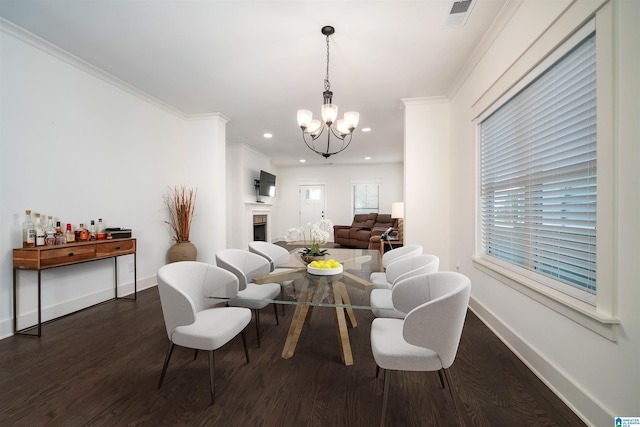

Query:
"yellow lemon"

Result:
[[309, 261, 320, 268]]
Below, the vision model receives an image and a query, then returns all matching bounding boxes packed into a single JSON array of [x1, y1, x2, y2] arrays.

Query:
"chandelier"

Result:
[[297, 26, 359, 158]]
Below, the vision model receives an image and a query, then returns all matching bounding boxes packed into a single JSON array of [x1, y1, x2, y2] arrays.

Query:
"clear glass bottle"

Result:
[[22, 210, 36, 248], [79, 223, 89, 241], [65, 223, 76, 243], [89, 220, 97, 241], [44, 215, 56, 246], [96, 218, 106, 240], [55, 221, 66, 245], [35, 213, 45, 247]]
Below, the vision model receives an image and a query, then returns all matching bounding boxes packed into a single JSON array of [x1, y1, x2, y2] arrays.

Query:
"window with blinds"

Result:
[[479, 30, 597, 304], [353, 183, 379, 215]]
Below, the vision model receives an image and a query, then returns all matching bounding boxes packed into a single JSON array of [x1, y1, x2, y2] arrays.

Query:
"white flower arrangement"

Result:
[[285, 219, 333, 256]]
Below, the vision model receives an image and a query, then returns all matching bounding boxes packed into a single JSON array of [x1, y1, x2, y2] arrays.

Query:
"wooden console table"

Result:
[[13, 238, 137, 337]]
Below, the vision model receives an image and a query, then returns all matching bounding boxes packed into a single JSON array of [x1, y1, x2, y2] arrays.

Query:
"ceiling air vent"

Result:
[[444, 0, 475, 27]]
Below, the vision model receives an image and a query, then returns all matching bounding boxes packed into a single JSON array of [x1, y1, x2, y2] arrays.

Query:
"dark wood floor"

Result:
[[0, 285, 585, 426]]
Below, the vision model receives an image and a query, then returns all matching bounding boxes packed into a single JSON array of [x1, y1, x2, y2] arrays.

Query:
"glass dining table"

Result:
[[208, 248, 393, 366]]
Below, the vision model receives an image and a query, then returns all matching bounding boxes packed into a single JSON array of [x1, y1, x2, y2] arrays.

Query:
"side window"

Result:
[[478, 26, 597, 305], [353, 183, 379, 215]]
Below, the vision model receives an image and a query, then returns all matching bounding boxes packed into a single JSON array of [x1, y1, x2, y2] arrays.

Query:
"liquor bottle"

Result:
[[44, 215, 56, 246], [22, 210, 36, 248], [89, 220, 97, 241], [35, 213, 45, 247], [97, 218, 106, 240], [65, 223, 76, 243], [55, 221, 66, 245], [79, 223, 89, 241]]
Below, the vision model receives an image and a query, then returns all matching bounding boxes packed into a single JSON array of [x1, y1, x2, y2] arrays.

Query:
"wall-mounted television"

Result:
[[258, 170, 276, 197]]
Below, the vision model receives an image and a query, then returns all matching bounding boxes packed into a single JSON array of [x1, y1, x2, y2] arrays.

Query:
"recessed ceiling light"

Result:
[[364, 156, 371, 160], [362, 127, 372, 132], [299, 159, 306, 163], [263, 133, 273, 138]]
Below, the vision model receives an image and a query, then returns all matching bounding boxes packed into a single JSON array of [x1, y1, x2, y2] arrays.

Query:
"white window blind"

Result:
[[353, 183, 379, 215], [479, 31, 597, 304]]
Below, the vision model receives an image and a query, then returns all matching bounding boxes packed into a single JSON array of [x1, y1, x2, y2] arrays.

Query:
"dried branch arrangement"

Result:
[[163, 185, 197, 243]]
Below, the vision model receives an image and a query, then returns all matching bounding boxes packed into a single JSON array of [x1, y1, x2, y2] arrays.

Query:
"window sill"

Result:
[[472, 256, 619, 341]]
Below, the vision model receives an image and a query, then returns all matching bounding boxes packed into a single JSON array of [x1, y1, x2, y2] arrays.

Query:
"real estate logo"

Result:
[[616, 417, 640, 427]]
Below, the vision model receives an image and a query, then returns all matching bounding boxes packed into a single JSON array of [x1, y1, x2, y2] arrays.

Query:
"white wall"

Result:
[[415, 0, 639, 425], [184, 114, 229, 263], [225, 143, 276, 250], [272, 163, 403, 242], [403, 98, 450, 270], [0, 24, 227, 338]]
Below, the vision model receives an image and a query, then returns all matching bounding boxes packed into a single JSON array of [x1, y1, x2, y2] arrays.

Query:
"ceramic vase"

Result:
[[168, 241, 197, 263], [299, 252, 326, 265]]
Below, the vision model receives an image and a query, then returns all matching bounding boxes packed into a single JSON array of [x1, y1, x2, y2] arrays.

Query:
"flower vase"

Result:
[[168, 241, 197, 263], [299, 252, 326, 265]]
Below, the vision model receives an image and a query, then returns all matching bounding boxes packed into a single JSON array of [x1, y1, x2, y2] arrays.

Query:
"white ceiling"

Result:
[[0, 0, 513, 166]]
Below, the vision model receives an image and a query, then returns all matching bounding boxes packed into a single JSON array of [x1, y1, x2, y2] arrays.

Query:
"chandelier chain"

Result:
[[324, 34, 331, 92]]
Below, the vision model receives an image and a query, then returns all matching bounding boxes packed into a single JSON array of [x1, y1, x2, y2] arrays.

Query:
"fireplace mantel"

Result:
[[244, 203, 273, 247]]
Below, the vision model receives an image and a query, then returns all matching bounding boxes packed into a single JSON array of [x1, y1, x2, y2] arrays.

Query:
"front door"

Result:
[[298, 184, 326, 228]]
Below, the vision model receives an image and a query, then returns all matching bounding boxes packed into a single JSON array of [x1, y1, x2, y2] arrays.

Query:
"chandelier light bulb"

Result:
[[297, 109, 313, 129], [321, 103, 338, 125], [336, 119, 350, 135], [307, 120, 322, 135], [344, 111, 360, 130]]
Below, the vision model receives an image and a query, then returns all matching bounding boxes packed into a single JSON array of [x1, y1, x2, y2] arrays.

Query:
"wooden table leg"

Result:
[[281, 285, 315, 359], [337, 281, 357, 328], [281, 303, 310, 359], [332, 280, 354, 366]]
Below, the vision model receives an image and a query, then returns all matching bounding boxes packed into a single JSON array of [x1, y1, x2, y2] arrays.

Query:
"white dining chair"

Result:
[[248, 241, 290, 270], [215, 249, 281, 347], [369, 244, 423, 285], [248, 241, 295, 315], [157, 261, 251, 405], [370, 271, 471, 426], [370, 254, 440, 318], [371, 253, 439, 290]]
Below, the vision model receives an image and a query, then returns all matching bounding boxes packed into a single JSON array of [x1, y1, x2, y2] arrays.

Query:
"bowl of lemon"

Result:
[[306, 259, 343, 275]]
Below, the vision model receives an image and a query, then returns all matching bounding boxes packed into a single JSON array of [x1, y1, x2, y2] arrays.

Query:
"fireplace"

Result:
[[253, 215, 267, 242], [245, 203, 271, 248]]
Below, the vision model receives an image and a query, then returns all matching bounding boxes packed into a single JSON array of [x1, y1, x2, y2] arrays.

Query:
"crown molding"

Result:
[[230, 143, 271, 161], [185, 113, 231, 124], [1, 17, 189, 119], [446, 0, 525, 101], [400, 96, 449, 108]]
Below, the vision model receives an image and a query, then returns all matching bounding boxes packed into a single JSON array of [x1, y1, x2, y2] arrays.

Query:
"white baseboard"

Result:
[[0, 275, 157, 341], [469, 297, 613, 427]]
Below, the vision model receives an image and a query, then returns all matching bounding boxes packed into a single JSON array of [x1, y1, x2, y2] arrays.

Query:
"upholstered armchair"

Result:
[[156, 261, 251, 405], [215, 249, 281, 348], [371, 271, 471, 425]]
